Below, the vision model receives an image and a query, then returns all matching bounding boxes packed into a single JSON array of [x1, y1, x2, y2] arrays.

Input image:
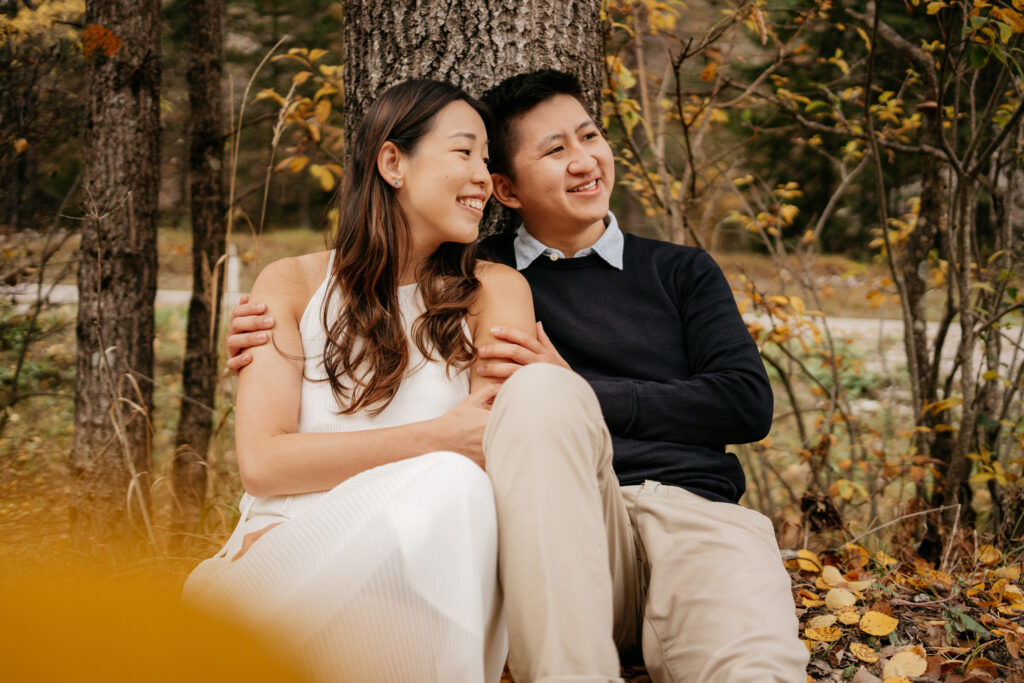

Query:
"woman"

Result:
[[184, 80, 535, 683]]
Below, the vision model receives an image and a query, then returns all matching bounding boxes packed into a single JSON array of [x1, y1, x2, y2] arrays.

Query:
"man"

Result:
[[227, 71, 808, 682]]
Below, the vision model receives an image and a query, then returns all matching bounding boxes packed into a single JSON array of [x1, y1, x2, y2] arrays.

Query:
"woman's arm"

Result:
[[467, 262, 537, 392], [235, 255, 494, 497]]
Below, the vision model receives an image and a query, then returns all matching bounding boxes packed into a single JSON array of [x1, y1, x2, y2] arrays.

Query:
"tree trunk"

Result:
[[341, 0, 604, 147], [172, 0, 226, 535], [72, 0, 161, 544]]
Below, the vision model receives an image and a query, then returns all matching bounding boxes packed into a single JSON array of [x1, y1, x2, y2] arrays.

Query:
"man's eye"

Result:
[[545, 146, 564, 156], [583, 132, 599, 141]]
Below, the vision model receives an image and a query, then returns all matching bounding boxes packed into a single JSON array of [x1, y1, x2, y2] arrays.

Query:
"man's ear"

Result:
[[491, 173, 522, 210], [376, 141, 405, 186]]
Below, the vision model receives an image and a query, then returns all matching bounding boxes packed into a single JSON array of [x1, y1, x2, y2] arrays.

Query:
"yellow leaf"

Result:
[[979, 544, 1002, 566], [292, 71, 313, 86], [882, 646, 927, 678], [308, 163, 335, 192], [809, 614, 837, 629], [838, 608, 861, 625], [288, 156, 309, 173], [926, 2, 946, 14], [797, 549, 822, 572], [308, 48, 329, 63], [13, 138, 28, 154], [846, 579, 873, 591], [850, 642, 878, 663], [993, 7, 1024, 32], [821, 565, 844, 587], [313, 85, 340, 101], [700, 62, 718, 82], [826, 588, 857, 610], [805, 625, 842, 642], [983, 369, 1000, 381], [802, 598, 825, 608], [860, 611, 899, 636], [881, 678, 912, 683], [315, 99, 331, 124]]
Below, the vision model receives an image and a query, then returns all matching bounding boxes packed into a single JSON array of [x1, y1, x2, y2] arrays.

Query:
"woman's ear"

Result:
[[490, 173, 522, 210], [376, 141, 405, 187]]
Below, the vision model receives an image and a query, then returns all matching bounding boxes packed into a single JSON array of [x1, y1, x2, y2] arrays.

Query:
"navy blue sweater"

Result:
[[480, 231, 773, 503]]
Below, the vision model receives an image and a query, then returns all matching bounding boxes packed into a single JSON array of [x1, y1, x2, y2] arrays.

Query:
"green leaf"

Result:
[[948, 607, 992, 639], [805, 100, 832, 114], [996, 21, 1013, 44], [971, 45, 990, 70]]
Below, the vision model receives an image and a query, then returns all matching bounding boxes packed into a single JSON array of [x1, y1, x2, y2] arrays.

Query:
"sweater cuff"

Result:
[[588, 379, 636, 435]]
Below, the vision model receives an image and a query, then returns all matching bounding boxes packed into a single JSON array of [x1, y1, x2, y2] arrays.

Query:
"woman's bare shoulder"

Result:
[[251, 251, 333, 316], [474, 260, 529, 293]]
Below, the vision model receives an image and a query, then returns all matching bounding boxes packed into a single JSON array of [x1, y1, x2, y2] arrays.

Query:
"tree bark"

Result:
[[72, 0, 161, 544], [341, 0, 604, 147], [172, 0, 226, 535]]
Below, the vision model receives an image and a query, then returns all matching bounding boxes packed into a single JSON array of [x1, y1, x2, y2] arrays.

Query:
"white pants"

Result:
[[184, 451, 507, 683]]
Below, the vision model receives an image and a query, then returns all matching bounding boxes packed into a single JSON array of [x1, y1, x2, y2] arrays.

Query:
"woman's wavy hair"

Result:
[[322, 80, 488, 415]]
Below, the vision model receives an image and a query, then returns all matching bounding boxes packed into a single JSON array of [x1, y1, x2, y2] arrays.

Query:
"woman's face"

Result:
[[393, 100, 492, 257]]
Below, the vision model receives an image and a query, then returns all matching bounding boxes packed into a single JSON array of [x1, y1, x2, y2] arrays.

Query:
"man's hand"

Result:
[[476, 322, 570, 380], [226, 295, 276, 373]]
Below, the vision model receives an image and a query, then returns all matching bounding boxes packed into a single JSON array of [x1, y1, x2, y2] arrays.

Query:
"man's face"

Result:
[[495, 94, 614, 233]]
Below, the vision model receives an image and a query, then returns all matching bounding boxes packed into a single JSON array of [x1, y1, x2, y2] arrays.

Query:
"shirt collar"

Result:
[[513, 213, 624, 271]]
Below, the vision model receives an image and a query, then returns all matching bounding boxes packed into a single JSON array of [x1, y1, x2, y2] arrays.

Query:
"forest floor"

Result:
[[3, 228, 1023, 680]]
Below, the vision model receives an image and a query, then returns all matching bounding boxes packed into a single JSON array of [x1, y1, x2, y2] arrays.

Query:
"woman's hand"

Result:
[[226, 295, 276, 372], [435, 384, 500, 469]]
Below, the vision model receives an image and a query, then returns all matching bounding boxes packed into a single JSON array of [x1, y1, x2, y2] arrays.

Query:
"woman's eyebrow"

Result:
[[449, 131, 478, 140]]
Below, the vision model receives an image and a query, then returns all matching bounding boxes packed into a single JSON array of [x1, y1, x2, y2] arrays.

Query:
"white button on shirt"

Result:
[[513, 213, 625, 271]]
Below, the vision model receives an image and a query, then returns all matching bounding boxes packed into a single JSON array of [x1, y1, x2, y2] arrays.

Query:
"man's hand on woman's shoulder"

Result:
[[226, 294, 275, 372]]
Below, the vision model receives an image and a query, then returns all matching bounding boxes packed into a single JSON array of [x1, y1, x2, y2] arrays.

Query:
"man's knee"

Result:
[[493, 363, 599, 425]]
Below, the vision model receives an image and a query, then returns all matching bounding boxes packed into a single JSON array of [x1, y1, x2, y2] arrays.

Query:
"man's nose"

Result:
[[567, 147, 598, 174]]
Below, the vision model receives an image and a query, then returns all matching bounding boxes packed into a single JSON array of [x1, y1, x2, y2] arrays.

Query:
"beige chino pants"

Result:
[[483, 364, 809, 683]]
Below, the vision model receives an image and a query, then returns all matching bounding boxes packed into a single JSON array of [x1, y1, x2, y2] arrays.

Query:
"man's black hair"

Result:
[[481, 70, 589, 179]]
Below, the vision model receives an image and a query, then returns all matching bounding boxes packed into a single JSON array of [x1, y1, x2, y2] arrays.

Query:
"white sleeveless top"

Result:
[[241, 252, 471, 520]]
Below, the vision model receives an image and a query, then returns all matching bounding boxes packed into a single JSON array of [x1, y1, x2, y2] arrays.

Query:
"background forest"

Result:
[[4, 0, 1024, 680]]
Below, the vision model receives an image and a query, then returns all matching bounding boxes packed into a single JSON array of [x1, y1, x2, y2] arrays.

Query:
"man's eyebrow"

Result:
[[536, 120, 598, 151]]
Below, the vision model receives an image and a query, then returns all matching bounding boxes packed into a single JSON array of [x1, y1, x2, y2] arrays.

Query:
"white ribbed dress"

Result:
[[184, 257, 507, 683]]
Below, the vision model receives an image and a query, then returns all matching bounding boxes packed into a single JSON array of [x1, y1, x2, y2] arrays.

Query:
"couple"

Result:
[[185, 71, 809, 683]]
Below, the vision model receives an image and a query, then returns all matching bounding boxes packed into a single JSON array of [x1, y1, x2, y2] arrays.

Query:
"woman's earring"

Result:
[[392, 179, 402, 188]]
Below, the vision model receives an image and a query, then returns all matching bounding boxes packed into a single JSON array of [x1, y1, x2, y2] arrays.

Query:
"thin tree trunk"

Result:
[[173, 0, 226, 534], [72, 0, 161, 544]]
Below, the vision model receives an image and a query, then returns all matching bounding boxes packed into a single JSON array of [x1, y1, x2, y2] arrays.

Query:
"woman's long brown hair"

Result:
[[321, 80, 487, 415]]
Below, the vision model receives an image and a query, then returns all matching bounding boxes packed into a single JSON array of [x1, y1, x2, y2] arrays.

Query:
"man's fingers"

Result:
[[227, 331, 270, 356], [490, 326, 542, 352], [228, 314, 275, 336], [226, 353, 253, 373], [476, 361, 521, 379], [230, 300, 266, 320], [466, 382, 501, 407], [478, 342, 534, 364]]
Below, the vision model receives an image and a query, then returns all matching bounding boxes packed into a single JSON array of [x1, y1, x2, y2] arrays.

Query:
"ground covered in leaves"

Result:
[[783, 544, 1024, 683]]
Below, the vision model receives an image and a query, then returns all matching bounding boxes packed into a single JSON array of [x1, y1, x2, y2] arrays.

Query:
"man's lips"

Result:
[[568, 179, 600, 193]]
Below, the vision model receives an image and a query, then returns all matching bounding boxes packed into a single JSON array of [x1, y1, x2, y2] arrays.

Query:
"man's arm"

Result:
[[587, 250, 773, 446], [480, 250, 773, 447]]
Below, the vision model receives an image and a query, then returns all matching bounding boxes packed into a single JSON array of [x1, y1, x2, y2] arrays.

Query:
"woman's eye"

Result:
[[457, 149, 471, 156]]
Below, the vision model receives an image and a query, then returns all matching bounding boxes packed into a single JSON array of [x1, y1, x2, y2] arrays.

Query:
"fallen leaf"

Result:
[[827, 588, 858, 610], [852, 669, 881, 683], [797, 549, 823, 572], [861, 611, 899, 636], [822, 565, 845, 586], [809, 614, 838, 629], [806, 625, 842, 642], [965, 657, 998, 679], [802, 598, 826, 608], [846, 579, 874, 591], [882, 646, 927, 678], [839, 608, 862, 625], [876, 551, 899, 568], [851, 642, 879, 663], [978, 544, 1001, 566], [880, 678, 911, 683]]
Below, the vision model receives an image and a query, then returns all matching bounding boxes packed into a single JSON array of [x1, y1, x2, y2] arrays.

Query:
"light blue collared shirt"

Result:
[[513, 213, 625, 271]]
